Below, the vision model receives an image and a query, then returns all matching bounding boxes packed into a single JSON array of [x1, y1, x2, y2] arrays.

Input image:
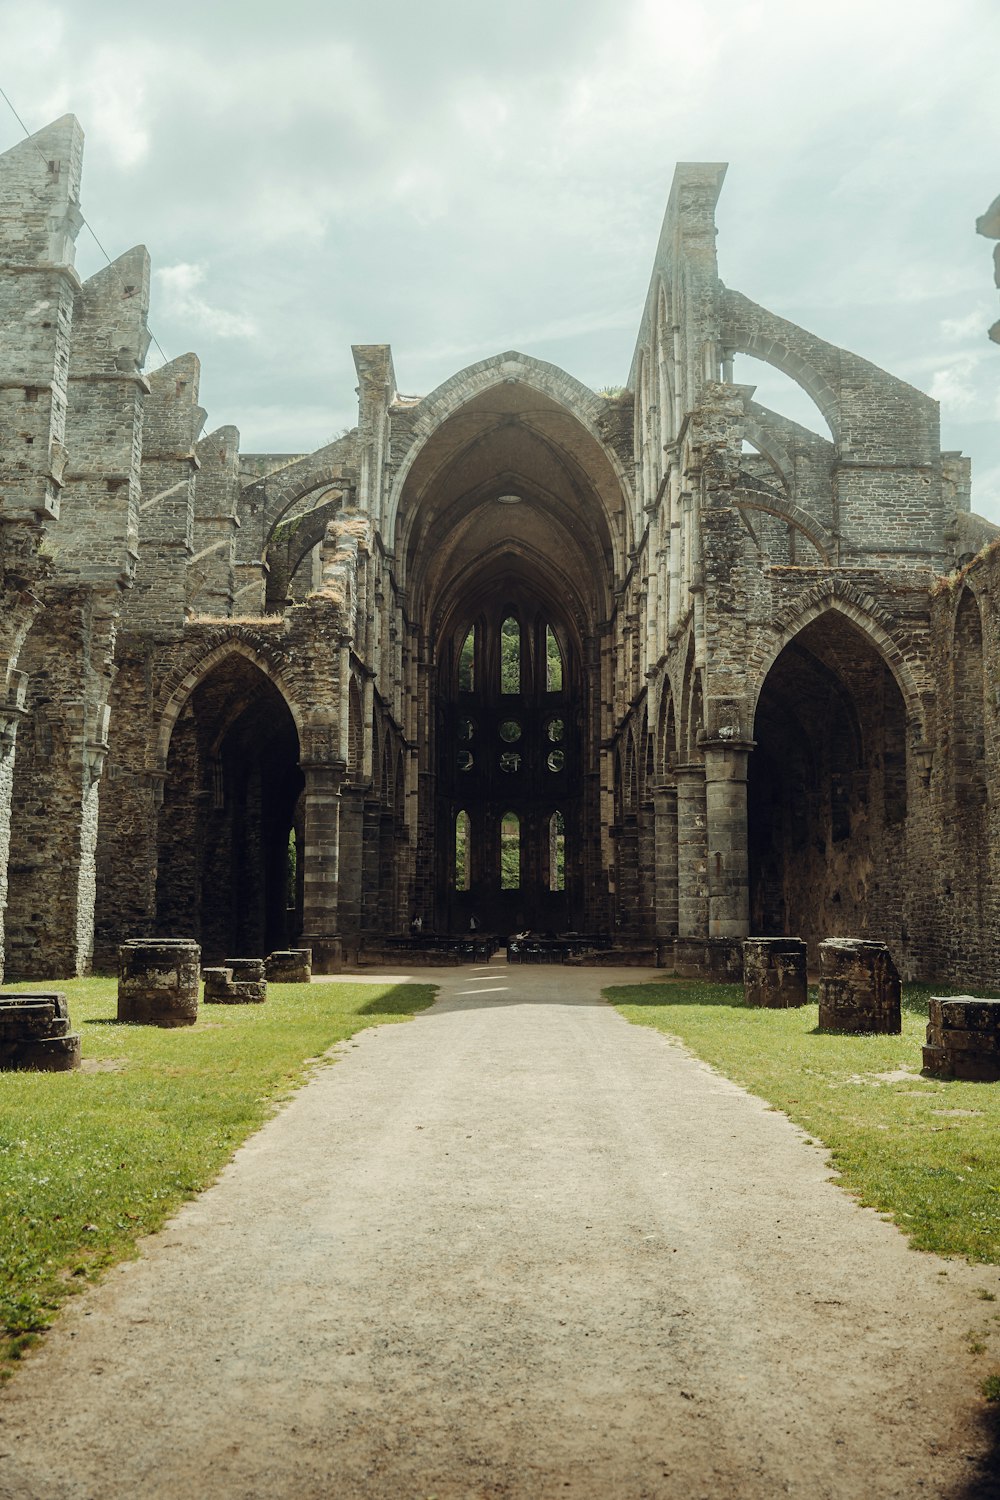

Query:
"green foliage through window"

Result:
[[501, 617, 521, 694], [455, 810, 470, 890], [458, 627, 475, 691], [546, 626, 563, 692], [549, 810, 565, 891], [500, 811, 520, 889]]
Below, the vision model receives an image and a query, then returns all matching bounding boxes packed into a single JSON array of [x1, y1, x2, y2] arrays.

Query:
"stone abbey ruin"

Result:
[[2, 114, 999, 986]]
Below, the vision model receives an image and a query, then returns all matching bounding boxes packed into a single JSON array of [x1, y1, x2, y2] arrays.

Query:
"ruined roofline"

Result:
[[627, 161, 728, 390]]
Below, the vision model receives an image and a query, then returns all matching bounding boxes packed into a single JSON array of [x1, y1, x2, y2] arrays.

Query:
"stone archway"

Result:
[[393, 365, 630, 938], [748, 611, 909, 964], [156, 653, 303, 960]]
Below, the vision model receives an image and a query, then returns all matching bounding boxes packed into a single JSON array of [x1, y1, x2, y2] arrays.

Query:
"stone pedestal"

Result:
[[743, 938, 807, 1009], [223, 958, 267, 1003], [118, 938, 200, 1027], [265, 949, 312, 983], [202, 966, 234, 1003], [923, 997, 1000, 1081], [817, 939, 900, 1034], [0, 992, 81, 1070]]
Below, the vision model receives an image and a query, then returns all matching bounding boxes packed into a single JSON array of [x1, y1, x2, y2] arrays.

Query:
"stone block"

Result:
[[817, 939, 901, 1034], [922, 1044, 950, 1077], [223, 958, 267, 1004], [118, 938, 200, 1027], [743, 938, 807, 1008], [922, 997, 1000, 1081], [202, 966, 234, 1003], [0, 991, 81, 1071], [674, 938, 744, 982], [265, 949, 312, 983]]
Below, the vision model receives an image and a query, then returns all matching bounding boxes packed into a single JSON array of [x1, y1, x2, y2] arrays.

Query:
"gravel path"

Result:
[[1, 964, 998, 1499]]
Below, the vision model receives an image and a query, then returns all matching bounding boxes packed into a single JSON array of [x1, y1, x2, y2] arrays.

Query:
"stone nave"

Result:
[[2, 114, 999, 985]]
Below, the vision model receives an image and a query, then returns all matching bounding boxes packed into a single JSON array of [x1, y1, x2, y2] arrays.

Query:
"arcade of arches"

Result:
[[3, 122, 1000, 988]]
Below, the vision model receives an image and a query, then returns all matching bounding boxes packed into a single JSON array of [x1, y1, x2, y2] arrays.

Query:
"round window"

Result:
[[500, 751, 522, 774], [499, 719, 522, 743], [458, 749, 474, 772], [546, 718, 564, 743], [547, 749, 566, 773], [458, 716, 475, 742]]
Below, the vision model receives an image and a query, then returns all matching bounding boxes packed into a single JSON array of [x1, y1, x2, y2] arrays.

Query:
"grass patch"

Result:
[[0, 975, 435, 1373], [606, 979, 1000, 1264]]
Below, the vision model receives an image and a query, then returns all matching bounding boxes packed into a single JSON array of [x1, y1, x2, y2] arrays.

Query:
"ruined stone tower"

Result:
[[2, 118, 998, 984]]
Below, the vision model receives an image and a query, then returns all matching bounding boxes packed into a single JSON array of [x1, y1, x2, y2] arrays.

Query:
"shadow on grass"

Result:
[[355, 985, 438, 1017], [606, 982, 746, 1009]]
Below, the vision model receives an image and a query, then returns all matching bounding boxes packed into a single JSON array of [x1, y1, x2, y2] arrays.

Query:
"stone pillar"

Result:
[[126, 353, 203, 636], [652, 782, 679, 944], [703, 738, 752, 940], [337, 782, 365, 955], [187, 425, 240, 616], [924, 997, 1000, 1081], [265, 949, 312, 983], [118, 938, 200, 1027], [0, 992, 81, 1071], [300, 751, 345, 973], [743, 938, 807, 1009], [818, 939, 901, 1034], [675, 764, 708, 940]]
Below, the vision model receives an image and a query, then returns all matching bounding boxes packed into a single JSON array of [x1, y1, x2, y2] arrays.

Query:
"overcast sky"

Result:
[[3, 0, 998, 518]]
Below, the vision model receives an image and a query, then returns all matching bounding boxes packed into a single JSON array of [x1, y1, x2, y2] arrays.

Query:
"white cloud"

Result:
[[940, 308, 994, 342], [155, 263, 257, 340], [929, 357, 984, 414]]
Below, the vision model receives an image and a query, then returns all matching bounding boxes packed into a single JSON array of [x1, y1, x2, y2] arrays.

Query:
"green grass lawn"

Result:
[[0, 975, 435, 1372], [607, 979, 1000, 1265]]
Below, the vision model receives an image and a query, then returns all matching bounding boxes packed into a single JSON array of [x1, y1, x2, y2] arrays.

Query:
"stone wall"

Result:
[[2, 113, 1000, 985]]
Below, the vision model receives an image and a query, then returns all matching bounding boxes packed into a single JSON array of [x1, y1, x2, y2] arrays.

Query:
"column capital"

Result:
[[700, 736, 756, 755], [674, 761, 706, 781]]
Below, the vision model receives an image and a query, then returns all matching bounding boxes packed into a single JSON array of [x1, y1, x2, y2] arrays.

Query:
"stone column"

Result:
[[651, 782, 679, 943], [336, 781, 365, 957], [675, 763, 708, 940], [703, 738, 752, 940], [300, 750, 345, 973]]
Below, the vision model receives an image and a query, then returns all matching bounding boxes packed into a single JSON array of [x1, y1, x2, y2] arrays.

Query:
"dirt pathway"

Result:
[[1, 964, 998, 1499]]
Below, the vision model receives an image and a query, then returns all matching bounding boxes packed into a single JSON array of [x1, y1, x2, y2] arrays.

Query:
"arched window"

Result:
[[455, 810, 470, 891], [500, 617, 521, 694], [545, 625, 563, 692], [548, 811, 565, 892], [500, 811, 520, 890], [458, 626, 475, 692]]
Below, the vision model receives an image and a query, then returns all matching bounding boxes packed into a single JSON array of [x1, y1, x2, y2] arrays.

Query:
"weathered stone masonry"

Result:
[[1, 118, 998, 984]]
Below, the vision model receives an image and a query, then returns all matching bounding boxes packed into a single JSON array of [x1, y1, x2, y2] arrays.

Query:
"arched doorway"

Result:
[[157, 655, 303, 960], [392, 361, 631, 938], [748, 612, 908, 961]]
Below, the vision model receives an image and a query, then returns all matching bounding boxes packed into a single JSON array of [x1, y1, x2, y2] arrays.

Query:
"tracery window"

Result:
[[500, 616, 521, 694], [500, 812, 520, 890], [444, 606, 575, 916], [458, 626, 475, 692], [548, 811, 565, 892], [455, 810, 470, 891]]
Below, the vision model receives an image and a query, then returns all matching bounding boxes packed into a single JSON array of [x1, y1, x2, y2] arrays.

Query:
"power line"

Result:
[[0, 83, 172, 370]]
